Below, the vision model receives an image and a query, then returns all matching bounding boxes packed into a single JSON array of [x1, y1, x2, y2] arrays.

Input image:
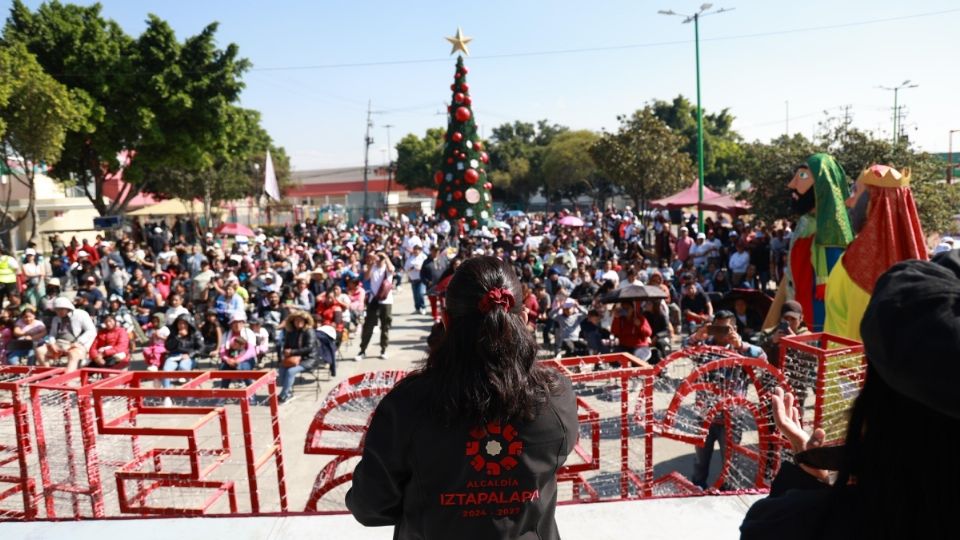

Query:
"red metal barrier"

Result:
[[0, 335, 865, 521], [0, 366, 62, 519]]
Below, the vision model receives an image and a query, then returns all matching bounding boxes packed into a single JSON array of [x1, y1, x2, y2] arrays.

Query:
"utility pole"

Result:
[[384, 123, 394, 215], [362, 100, 374, 221], [878, 80, 918, 145]]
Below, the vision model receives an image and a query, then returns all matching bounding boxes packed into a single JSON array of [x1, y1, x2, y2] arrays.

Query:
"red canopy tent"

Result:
[[700, 193, 751, 215], [650, 180, 751, 215], [650, 180, 722, 209]]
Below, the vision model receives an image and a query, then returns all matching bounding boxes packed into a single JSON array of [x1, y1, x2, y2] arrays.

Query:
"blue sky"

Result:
[[9, 1, 960, 171]]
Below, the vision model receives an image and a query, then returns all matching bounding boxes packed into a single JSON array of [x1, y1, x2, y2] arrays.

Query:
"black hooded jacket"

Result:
[[346, 374, 578, 540], [164, 314, 205, 358]]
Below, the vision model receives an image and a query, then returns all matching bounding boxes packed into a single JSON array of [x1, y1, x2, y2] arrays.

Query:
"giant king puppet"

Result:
[[824, 164, 927, 340]]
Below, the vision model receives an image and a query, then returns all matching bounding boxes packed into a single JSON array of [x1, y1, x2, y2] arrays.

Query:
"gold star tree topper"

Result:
[[445, 27, 472, 56]]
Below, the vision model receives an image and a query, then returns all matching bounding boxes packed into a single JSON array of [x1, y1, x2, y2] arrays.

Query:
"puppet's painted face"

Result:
[[789, 166, 816, 215], [846, 179, 870, 233]]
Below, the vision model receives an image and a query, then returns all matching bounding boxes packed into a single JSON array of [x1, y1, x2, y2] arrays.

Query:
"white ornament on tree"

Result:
[[469, 159, 479, 169], [456, 162, 464, 171]]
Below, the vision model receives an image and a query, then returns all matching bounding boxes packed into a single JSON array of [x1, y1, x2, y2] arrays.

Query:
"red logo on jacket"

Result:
[[465, 421, 523, 476]]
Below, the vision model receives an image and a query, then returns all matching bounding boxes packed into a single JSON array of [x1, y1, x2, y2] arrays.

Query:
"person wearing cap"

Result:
[[689, 232, 712, 270], [217, 310, 258, 388], [824, 164, 927, 342], [759, 300, 809, 369], [5, 305, 46, 365], [403, 244, 427, 315], [105, 258, 129, 298], [37, 297, 97, 372], [741, 251, 960, 538], [78, 275, 105, 316], [20, 249, 45, 295], [88, 313, 130, 369], [356, 250, 395, 362]]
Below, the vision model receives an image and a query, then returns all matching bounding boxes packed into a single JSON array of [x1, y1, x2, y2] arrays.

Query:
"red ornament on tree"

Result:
[[480, 151, 489, 164], [451, 131, 463, 142], [448, 208, 458, 218], [463, 96, 472, 106], [484, 182, 493, 190], [470, 219, 478, 228], [461, 83, 470, 92], [464, 168, 479, 184], [453, 190, 463, 200], [455, 107, 471, 122], [446, 157, 454, 164], [454, 72, 461, 79], [434, 171, 443, 185], [453, 92, 465, 104], [461, 66, 469, 74], [474, 141, 483, 151]]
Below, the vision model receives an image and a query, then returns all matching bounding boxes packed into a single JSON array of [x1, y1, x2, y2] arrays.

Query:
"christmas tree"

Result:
[[434, 31, 492, 228]]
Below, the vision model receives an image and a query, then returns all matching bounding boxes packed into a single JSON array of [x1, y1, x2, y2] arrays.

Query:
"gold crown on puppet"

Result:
[[857, 164, 911, 188]]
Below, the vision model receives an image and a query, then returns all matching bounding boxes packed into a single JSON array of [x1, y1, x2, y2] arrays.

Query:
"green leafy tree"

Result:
[[3, 2, 250, 216], [652, 95, 745, 189], [541, 130, 604, 206], [0, 43, 89, 239], [395, 127, 444, 190], [487, 120, 568, 204], [590, 107, 695, 217]]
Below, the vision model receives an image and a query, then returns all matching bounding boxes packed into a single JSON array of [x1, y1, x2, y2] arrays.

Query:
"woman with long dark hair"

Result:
[[346, 256, 578, 540], [741, 251, 960, 538]]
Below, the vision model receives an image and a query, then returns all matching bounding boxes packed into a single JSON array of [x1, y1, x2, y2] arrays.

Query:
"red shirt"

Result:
[[611, 313, 653, 348]]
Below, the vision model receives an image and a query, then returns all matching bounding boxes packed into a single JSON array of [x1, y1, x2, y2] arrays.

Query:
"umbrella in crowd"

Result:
[[558, 215, 584, 227], [489, 220, 511, 230], [504, 210, 526, 218], [719, 288, 774, 322], [368, 218, 390, 227], [215, 222, 255, 237], [600, 284, 668, 303]]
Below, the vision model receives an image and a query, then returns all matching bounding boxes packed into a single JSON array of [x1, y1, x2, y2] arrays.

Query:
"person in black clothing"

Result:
[[277, 310, 319, 403], [160, 314, 204, 402], [346, 256, 578, 540], [421, 245, 441, 323], [580, 309, 611, 354], [741, 251, 960, 539]]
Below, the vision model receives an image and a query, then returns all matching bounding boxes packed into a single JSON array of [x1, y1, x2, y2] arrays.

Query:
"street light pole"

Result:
[[693, 12, 705, 232], [659, 4, 733, 233]]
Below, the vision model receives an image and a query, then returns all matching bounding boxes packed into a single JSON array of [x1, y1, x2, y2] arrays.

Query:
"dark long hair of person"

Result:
[[418, 256, 559, 425], [830, 364, 960, 538]]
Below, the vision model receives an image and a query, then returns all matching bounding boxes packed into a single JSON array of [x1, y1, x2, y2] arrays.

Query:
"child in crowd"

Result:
[[142, 325, 169, 372]]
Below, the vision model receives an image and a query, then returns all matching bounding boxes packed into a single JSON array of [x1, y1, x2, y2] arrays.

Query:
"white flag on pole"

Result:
[[264, 149, 281, 201]]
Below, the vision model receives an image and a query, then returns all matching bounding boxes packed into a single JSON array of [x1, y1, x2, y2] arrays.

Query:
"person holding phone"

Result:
[[759, 300, 809, 369], [356, 251, 394, 361], [686, 310, 766, 489]]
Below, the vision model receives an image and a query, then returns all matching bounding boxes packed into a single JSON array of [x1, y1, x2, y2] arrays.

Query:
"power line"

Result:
[[250, 8, 960, 72]]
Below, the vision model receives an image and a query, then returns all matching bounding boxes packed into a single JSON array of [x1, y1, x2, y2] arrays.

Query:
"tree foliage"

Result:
[[541, 130, 605, 205], [652, 95, 745, 189], [3, 1, 252, 216], [487, 120, 568, 204], [0, 42, 89, 239], [590, 107, 695, 213], [395, 127, 444, 190]]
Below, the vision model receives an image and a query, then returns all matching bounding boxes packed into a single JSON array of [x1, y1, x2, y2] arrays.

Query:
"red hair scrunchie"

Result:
[[477, 287, 516, 314]]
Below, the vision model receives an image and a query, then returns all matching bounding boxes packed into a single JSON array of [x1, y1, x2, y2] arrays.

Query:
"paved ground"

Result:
[[277, 282, 436, 511]]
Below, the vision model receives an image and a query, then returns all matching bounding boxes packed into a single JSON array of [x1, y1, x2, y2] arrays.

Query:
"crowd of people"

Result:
[[0, 207, 795, 397]]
